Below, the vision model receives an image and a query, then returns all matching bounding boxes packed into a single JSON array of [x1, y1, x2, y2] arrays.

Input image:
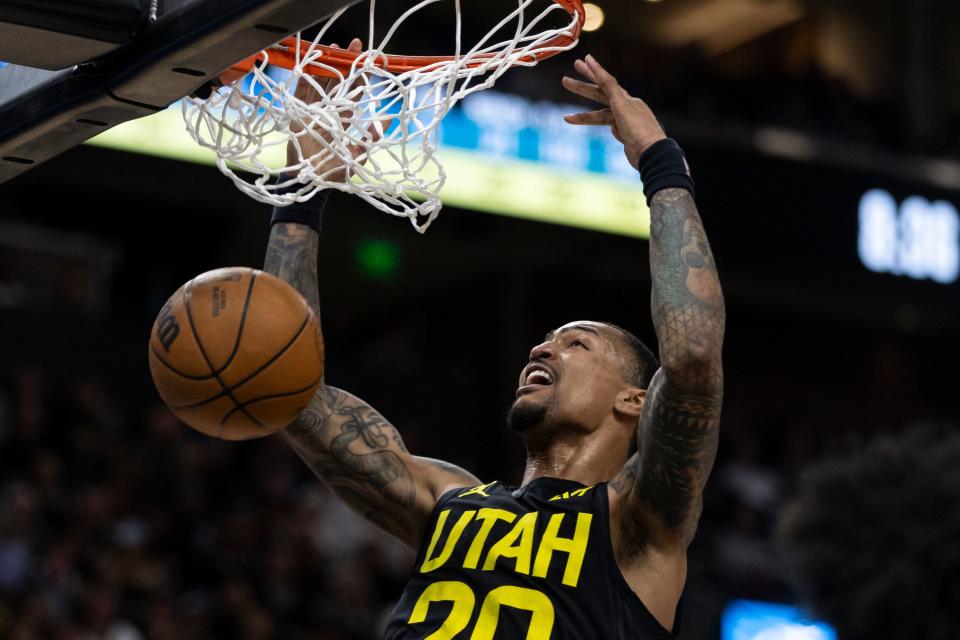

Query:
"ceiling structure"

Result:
[[554, 0, 960, 174]]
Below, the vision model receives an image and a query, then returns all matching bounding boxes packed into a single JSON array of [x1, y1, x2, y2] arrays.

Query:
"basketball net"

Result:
[[182, 0, 584, 232]]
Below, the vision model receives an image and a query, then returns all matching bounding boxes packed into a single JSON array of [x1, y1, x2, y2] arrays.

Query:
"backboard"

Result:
[[0, 0, 357, 183]]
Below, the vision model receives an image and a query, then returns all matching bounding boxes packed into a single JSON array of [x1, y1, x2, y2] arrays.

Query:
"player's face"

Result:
[[509, 321, 631, 435]]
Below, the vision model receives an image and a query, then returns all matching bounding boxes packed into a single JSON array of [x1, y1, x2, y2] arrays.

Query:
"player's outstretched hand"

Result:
[[287, 37, 381, 183], [562, 55, 666, 170]]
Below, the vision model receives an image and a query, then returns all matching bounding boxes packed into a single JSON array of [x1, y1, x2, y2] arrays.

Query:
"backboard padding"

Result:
[[0, 0, 357, 184]]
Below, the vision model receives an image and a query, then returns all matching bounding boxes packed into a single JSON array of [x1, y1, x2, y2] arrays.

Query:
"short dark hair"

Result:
[[777, 425, 960, 640], [601, 322, 659, 390]]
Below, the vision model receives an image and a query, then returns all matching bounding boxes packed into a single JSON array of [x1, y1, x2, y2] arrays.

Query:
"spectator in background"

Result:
[[0, 358, 417, 640], [777, 425, 960, 640]]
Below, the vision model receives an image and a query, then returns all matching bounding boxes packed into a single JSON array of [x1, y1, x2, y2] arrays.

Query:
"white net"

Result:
[[182, 0, 583, 232]]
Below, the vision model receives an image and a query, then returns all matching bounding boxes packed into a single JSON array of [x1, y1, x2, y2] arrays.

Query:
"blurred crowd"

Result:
[[1, 317, 954, 639], [0, 364, 414, 640]]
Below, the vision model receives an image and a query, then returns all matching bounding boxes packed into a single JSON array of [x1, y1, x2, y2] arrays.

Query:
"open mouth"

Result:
[[525, 370, 554, 385], [517, 364, 555, 395]]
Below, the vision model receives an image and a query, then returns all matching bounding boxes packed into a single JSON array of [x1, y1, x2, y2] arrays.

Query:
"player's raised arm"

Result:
[[263, 39, 479, 550], [563, 56, 725, 550]]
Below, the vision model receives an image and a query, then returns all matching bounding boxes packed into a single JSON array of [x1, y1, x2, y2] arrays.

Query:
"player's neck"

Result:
[[520, 428, 628, 487]]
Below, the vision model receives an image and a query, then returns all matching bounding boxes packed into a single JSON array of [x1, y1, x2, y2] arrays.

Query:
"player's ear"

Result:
[[614, 387, 645, 419]]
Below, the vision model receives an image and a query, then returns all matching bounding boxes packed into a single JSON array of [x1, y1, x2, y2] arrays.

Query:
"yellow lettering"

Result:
[[421, 509, 476, 573], [532, 512, 593, 587], [470, 585, 554, 640], [408, 581, 475, 640], [482, 512, 537, 575], [549, 486, 594, 501], [459, 481, 498, 499], [463, 508, 516, 569]]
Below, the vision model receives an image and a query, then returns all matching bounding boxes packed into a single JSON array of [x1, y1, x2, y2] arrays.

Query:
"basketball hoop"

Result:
[[182, 0, 585, 232]]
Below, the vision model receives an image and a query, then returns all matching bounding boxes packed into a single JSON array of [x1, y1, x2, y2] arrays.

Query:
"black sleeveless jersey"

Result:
[[383, 477, 679, 640]]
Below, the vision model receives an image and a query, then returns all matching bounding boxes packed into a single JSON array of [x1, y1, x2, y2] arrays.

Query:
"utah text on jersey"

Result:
[[383, 478, 678, 639]]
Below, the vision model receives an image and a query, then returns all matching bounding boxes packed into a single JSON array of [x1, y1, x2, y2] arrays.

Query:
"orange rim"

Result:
[[227, 0, 585, 80]]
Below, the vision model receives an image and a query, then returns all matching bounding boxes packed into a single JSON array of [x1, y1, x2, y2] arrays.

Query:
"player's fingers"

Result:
[[297, 42, 340, 95], [335, 40, 367, 121], [345, 120, 379, 151], [573, 58, 599, 84], [342, 81, 368, 125], [372, 117, 395, 142], [348, 55, 368, 94], [294, 75, 322, 103], [366, 122, 382, 145], [347, 126, 377, 162], [584, 55, 624, 99], [563, 109, 615, 126], [316, 43, 343, 93], [561, 76, 609, 105], [349, 142, 366, 162]]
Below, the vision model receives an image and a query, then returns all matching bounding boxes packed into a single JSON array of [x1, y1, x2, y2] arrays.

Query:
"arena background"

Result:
[[1, 0, 959, 638]]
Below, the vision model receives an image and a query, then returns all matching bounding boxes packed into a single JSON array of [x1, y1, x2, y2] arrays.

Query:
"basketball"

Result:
[[147, 267, 324, 440]]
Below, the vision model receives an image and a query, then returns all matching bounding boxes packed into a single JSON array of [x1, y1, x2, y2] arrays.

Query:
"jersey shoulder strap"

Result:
[[592, 482, 683, 639]]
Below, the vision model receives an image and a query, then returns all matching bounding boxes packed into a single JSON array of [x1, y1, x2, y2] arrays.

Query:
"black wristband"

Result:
[[637, 138, 695, 205], [269, 186, 330, 234]]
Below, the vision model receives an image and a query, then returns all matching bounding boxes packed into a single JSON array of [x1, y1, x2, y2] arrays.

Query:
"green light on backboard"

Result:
[[356, 238, 401, 280]]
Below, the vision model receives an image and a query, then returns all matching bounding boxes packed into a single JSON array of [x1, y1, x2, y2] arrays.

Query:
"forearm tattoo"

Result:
[[263, 221, 415, 533], [261, 221, 477, 547], [263, 222, 321, 319], [616, 188, 725, 550], [284, 386, 418, 540]]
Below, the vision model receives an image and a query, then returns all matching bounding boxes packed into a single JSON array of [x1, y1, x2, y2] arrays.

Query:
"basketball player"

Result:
[[262, 42, 725, 639]]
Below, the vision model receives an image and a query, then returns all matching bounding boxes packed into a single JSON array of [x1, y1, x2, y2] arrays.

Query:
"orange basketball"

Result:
[[148, 267, 324, 440]]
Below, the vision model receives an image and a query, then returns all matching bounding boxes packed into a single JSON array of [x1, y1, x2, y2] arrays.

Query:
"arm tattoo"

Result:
[[624, 188, 725, 549], [283, 386, 419, 540], [262, 221, 414, 528], [636, 373, 721, 547], [262, 220, 478, 546], [327, 402, 417, 507], [263, 223, 321, 319]]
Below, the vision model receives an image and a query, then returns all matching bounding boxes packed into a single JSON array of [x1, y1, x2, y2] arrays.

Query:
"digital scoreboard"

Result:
[[858, 189, 959, 284]]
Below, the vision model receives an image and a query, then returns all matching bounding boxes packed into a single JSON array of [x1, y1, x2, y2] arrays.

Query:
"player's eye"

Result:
[[570, 339, 587, 349]]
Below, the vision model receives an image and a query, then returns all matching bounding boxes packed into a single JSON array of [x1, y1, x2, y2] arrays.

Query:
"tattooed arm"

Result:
[[262, 48, 480, 550], [614, 187, 724, 551], [264, 225, 479, 550], [562, 55, 724, 629], [607, 186, 723, 631], [281, 382, 479, 549], [564, 57, 725, 552]]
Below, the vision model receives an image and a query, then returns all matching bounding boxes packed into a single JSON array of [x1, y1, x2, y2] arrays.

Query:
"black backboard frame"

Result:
[[0, 0, 356, 184]]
